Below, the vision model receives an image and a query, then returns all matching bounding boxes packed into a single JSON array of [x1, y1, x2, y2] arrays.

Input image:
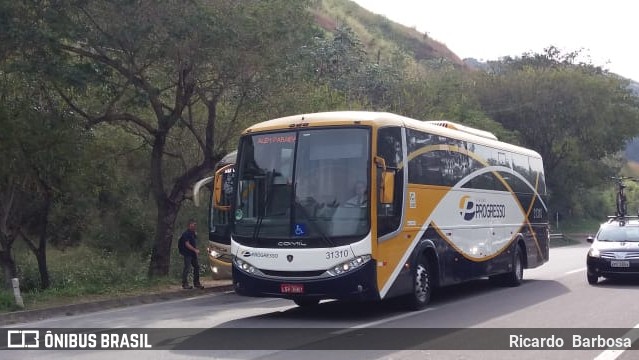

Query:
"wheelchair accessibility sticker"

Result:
[[293, 223, 307, 236]]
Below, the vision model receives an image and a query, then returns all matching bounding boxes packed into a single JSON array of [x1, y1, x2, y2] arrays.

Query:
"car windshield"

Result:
[[597, 226, 639, 242]]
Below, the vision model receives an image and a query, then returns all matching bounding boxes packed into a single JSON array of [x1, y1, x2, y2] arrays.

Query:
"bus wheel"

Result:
[[406, 257, 431, 310], [504, 245, 524, 287], [587, 272, 598, 285], [293, 298, 320, 307]]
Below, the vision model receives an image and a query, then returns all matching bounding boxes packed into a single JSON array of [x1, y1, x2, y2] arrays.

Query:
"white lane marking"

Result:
[[594, 323, 639, 360], [331, 307, 437, 335], [565, 267, 587, 275]]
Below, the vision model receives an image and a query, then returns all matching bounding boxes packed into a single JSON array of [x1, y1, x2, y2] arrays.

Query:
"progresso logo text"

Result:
[[458, 195, 506, 221], [241, 251, 278, 258]]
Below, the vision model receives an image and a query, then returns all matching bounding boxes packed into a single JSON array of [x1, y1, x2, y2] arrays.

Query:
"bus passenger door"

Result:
[[376, 126, 404, 240], [374, 126, 408, 294], [211, 164, 235, 245]]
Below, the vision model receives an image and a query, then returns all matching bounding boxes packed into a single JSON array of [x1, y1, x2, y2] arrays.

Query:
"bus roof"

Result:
[[242, 111, 541, 158], [218, 150, 237, 167]]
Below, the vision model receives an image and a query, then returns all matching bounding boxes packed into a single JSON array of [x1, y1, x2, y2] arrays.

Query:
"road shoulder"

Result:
[[0, 279, 233, 326]]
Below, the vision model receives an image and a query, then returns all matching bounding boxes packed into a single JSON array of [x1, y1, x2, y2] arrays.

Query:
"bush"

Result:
[[1, 225, 212, 312], [13, 245, 161, 296], [0, 290, 21, 311]]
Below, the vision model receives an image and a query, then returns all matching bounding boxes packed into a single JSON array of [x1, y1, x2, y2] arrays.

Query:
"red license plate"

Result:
[[280, 283, 304, 294]]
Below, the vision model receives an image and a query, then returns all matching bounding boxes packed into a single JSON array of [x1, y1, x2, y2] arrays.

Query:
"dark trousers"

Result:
[[182, 254, 201, 286]]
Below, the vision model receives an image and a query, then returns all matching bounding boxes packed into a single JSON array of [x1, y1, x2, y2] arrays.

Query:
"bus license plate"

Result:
[[280, 284, 304, 294], [611, 260, 630, 268]]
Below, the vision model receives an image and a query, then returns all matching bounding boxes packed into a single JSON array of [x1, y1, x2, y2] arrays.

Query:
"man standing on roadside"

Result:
[[178, 219, 204, 289]]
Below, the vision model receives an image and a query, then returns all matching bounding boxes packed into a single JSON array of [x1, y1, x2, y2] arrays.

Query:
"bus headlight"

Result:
[[327, 255, 372, 276], [208, 247, 221, 258], [234, 258, 256, 274]]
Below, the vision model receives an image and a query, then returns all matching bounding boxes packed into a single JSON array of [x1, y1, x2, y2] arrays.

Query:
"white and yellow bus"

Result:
[[222, 111, 548, 309], [193, 151, 236, 280]]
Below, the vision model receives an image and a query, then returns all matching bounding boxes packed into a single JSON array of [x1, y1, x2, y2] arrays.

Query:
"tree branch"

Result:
[[59, 44, 166, 122], [0, 183, 16, 236], [52, 83, 92, 120], [178, 116, 205, 153], [90, 112, 158, 136], [17, 228, 38, 254]]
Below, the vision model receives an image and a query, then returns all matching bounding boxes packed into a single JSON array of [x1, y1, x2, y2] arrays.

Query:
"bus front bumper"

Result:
[[232, 260, 379, 302], [207, 245, 232, 280], [208, 256, 232, 280]]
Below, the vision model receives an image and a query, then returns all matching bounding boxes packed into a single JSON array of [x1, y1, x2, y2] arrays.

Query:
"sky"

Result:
[[351, 0, 639, 81]]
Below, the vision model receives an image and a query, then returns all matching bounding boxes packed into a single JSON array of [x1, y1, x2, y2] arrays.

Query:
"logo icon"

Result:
[[287, 255, 294, 262], [242, 251, 251, 257], [459, 195, 475, 221], [7, 330, 40, 348]]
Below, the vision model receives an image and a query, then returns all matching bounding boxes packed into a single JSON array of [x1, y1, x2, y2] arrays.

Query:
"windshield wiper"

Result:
[[252, 170, 275, 245]]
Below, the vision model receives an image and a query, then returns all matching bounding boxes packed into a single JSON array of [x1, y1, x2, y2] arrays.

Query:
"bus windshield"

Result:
[[234, 128, 370, 246]]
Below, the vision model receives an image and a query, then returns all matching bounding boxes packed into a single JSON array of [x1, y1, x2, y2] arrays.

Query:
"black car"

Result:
[[586, 218, 639, 285]]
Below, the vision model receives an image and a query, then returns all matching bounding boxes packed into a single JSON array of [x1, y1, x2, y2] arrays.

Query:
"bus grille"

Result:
[[260, 269, 325, 278]]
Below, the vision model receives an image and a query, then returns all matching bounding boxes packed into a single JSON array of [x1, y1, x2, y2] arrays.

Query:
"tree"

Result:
[[0, 70, 95, 289], [10, 0, 316, 276], [474, 48, 639, 214], [299, 25, 367, 99]]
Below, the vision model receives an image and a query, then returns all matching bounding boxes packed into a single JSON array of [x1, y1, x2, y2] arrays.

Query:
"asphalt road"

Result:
[[3, 241, 639, 360]]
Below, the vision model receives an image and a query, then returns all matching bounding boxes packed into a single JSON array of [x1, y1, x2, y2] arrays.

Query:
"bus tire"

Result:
[[587, 273, 598, 285], [504, 244, 524, 287], [405, 256, 432, 311], [293, 298, 320, 307]]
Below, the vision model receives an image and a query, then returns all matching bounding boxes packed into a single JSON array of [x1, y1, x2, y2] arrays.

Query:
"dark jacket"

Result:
[[178, 230, 197, 257]]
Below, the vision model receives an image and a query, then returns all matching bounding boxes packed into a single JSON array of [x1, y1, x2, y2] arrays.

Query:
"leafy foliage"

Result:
[[2, 0, 639, 300], [5, 0, 319, 276], [473, 47, 639, 215], [627, 138, 639, 162], [0, 66, 100, 288]]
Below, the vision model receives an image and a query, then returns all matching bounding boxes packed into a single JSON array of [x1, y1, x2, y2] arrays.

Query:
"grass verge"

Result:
[[551, 217, 600, 234], [0, 244, 210, 313]]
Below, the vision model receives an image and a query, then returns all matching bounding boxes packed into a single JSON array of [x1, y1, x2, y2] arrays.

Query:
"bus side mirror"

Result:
[[193, 176, 213, 207], [213, 164, 234, 211], [375, 156, 395, 205]]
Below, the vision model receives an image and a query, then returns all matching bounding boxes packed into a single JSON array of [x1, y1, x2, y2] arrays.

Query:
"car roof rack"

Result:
[[607, 215, 639, 225]]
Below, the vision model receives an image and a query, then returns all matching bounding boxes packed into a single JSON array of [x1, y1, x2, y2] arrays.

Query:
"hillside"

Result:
[[313, 0, 639, 119], [313, 0, 639, 164], [313, 0, 463, 67]]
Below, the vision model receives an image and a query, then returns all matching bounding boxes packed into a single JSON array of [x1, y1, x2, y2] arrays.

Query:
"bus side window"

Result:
[[377, 127, 404, 238]]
